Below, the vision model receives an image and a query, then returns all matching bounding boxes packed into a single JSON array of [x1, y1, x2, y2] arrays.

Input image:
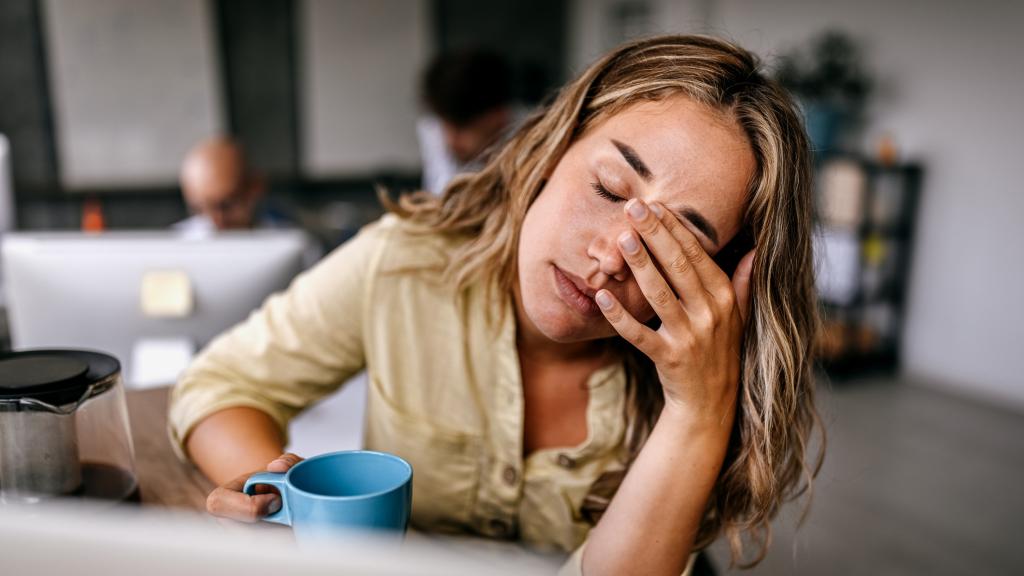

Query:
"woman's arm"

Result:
[[185, 406, 286, 486], [588, 198, 755, 575], [169, 221, 392, 470], [581, 405, 731, 575], [168, 221, 395, 522]]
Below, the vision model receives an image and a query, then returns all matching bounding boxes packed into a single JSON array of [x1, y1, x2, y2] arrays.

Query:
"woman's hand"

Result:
[[205, 453, 304, 522], [595, 198, 755, 428]]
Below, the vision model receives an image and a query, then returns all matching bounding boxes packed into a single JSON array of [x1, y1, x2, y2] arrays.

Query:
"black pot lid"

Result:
[[0, 349, 121, 406]]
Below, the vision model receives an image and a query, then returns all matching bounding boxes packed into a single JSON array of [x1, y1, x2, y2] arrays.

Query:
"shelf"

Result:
[[813, 155, 921, 376]]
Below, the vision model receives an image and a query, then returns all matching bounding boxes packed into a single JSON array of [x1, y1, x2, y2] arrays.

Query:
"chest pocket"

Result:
[[364, 384, 482, 533]]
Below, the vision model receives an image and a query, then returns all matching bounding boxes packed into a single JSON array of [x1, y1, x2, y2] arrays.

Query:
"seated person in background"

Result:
[[175, 137, 275, 236], [175, 136, 321, 266], [417, 49, 518, 195]]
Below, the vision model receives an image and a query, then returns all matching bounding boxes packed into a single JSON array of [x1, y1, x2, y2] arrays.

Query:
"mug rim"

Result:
[[284, 449, 412, 501]]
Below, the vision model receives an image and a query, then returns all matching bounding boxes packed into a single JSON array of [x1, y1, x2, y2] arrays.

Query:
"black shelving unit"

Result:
[[813, 154, 922, 377]]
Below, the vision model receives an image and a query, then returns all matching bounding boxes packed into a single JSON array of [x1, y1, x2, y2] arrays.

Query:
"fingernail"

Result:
[[268, 496, 281, 514], [626, 199, 648, 220], [619, 233, 639, 254], [595, 290, 613, 310], [649, 202, 663, 218]]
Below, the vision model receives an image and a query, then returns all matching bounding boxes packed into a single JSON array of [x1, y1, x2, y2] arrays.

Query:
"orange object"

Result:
[[82, 197, 105, 232], [877, 133, 898, 166]]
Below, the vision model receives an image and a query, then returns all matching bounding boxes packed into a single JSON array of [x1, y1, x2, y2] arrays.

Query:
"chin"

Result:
[[527, 302, 612, 343]]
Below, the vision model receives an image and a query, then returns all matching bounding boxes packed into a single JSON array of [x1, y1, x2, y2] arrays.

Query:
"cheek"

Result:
[[618, 282, 656, 323]]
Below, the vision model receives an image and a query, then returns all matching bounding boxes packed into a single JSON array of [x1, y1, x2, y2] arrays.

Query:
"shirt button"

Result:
[[502, 465, 518, 486], [556, 454, 576, 469]]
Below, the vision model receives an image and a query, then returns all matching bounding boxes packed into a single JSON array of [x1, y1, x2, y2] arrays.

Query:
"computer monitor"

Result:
[[0, 134, 13, 310], [0, 133, 13, 234], [2, 230, 309, 387]]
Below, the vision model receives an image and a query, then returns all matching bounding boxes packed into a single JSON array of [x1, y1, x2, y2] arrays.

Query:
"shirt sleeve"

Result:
[[167, 218, 392, 461], [557, 540, 696, 576]]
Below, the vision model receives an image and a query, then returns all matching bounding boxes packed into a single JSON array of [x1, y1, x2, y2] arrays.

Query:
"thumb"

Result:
[[732, 249, 756, 325]]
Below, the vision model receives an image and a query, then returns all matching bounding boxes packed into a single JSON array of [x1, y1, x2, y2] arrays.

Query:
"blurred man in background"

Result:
[[176, 137, 269, 236], [417, 49, 518, 195]]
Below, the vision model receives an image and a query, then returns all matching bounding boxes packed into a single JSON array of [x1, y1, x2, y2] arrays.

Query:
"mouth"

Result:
[[552, 265, 602, 318]]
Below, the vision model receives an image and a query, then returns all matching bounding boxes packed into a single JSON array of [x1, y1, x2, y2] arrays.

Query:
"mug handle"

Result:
[[243, 472, 291, 526]]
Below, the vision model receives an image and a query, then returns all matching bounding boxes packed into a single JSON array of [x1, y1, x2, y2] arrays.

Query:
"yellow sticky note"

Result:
[[140, 270, 194, 318]]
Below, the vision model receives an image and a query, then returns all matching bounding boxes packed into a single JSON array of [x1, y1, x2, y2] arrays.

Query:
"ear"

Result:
[[732, 249, 756, 325]]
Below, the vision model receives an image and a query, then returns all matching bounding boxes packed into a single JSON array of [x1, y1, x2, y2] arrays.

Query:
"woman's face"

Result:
[[517, 96, 756, 344]]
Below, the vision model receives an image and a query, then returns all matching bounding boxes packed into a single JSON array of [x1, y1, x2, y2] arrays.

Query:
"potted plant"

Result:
[[775, 30, 873, 154]]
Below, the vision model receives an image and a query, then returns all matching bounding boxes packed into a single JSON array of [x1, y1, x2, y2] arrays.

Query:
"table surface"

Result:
[[126, 386, 213, 512], [122, 385, 563, 570]]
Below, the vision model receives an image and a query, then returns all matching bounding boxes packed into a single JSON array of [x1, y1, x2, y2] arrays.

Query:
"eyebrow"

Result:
[[612, 139, 653, 182], [677, 207, 720, 247], [610, 139, 720, 247]]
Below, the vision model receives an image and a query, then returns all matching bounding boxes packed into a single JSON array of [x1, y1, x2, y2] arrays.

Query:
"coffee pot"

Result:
[[0, 349, 139, 504]]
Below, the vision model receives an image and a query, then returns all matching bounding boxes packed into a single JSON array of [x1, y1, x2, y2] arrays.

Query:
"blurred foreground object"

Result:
[[0, 499, 561, 575]]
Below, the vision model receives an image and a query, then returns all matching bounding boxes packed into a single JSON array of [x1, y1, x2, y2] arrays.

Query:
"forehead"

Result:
[[583, 96, 755, 221]]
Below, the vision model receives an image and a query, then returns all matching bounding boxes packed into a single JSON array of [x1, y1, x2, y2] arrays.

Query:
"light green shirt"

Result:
[[169, 215, 692, 574]]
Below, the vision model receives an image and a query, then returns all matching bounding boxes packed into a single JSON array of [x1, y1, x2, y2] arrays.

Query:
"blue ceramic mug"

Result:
[[243, 450, 413, 543]]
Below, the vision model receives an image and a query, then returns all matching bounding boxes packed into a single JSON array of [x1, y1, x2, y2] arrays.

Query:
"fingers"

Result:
[[624, 199, 711, 314], [646, 201, 733, 298], [615, 227, 689, 330], [206, 470, 282, 523], [267, 452, 303, 473], [732, 250, 756, 325], [595, 289, 662, 358], [206, 453, 302, 523]]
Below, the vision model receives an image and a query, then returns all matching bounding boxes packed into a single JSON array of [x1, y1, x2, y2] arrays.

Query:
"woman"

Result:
[[171, 35, 822, 575]]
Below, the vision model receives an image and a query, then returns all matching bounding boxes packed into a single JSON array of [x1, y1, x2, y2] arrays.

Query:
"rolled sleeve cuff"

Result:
[[167, 390, 291, 464]]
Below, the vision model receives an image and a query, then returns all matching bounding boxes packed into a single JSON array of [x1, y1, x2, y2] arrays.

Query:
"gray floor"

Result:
[[708, 376, 1024, 575]]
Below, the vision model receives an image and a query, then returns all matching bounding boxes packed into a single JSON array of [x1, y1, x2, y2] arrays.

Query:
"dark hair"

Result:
[[422, 49, 512, 126]]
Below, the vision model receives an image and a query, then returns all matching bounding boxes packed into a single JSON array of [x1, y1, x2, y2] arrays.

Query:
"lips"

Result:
[[552, 265, 602, 318]]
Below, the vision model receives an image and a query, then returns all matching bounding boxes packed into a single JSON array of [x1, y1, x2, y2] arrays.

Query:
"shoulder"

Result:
[[370, 214, 466, 277], [314, 214, 466, 285]]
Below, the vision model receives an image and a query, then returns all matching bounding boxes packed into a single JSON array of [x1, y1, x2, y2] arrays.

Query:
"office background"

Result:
[[1, 1, 1022, 573]]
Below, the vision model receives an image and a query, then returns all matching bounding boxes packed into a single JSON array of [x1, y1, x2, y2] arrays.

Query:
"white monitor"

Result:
[[1, 230, 309, 387]]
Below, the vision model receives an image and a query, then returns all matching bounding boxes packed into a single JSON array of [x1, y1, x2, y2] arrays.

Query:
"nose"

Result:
[[586, 228, 629, 283]]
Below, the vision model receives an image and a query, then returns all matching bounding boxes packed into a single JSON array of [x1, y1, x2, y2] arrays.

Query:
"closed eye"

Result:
[[591, 181, 625, 203]]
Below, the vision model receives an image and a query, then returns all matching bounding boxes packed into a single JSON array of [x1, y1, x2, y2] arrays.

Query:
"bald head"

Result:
[[180, 137, 263, 230]]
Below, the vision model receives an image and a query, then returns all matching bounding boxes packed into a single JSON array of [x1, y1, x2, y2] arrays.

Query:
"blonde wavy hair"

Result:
[[386, 35, 823, 567]]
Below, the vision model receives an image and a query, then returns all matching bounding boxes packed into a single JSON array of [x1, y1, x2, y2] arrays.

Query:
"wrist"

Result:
[[659, 397, 736, 440]]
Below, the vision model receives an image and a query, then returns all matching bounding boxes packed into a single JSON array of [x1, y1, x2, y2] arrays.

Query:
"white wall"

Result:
[[43, 0, 223, 189], [299, 0, 430, 177], [568, 0, 711, 74], [569, 0, 1024, 408], [706, 0, 1024, 407]]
